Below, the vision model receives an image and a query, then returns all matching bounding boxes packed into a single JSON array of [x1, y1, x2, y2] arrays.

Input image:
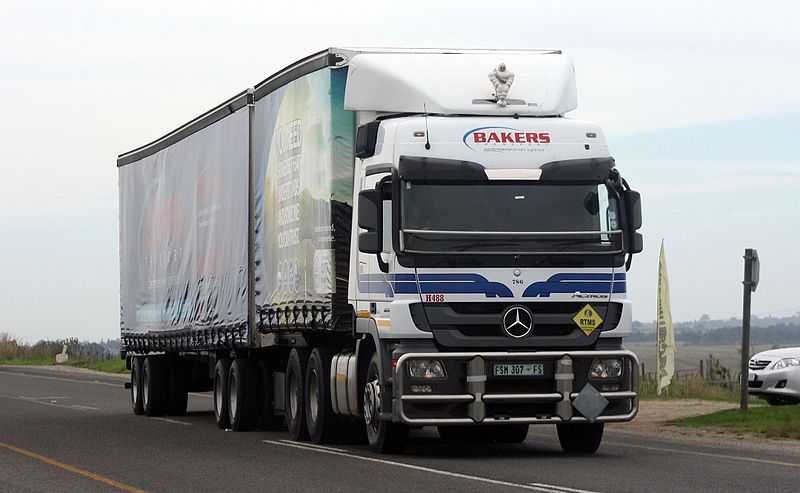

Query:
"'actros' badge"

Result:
[[501, 305, 534, 338]]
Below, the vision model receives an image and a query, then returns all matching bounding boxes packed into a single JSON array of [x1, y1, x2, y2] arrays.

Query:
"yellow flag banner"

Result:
[[657, 240, 675, 395]]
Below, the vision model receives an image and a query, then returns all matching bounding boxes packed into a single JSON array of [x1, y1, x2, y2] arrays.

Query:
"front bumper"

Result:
[[748, 368, 800, 400], [394, 350, 639, 426]]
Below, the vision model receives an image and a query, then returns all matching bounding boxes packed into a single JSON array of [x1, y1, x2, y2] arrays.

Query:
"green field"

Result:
[[670, 406, 800, 439]]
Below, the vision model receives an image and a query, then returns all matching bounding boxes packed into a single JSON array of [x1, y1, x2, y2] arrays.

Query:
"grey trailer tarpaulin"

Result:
[[118, 53, 354, 352], [119, 108, 250, 350]]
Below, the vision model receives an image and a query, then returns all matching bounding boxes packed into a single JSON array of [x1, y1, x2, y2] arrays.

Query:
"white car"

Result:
[[748, 347, 800, 405]]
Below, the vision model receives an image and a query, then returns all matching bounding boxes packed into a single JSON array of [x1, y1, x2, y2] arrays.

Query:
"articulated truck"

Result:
[[118, 48, 643, 454]]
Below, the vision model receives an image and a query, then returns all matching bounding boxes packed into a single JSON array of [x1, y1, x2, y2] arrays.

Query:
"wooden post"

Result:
[[699, 359, 704, 380]]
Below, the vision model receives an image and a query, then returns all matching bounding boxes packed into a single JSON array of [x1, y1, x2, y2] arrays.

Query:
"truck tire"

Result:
[[364, 353, 408, 454], [166, 356, 188, 416], [557, 423, 604, 454], [130, 357, 144, 415], [214, 358, 232, 429], [228, 359, 256, 431], [305, 348, 342, 444], [142, 356, 167, 417], [255, 360, 285, 430], [286, 348, 311, 441]]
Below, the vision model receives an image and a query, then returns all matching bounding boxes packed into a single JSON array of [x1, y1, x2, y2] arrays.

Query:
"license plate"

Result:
[[493, 363, 544, 377]]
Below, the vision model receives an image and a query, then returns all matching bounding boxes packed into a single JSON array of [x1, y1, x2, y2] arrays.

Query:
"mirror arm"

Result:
[[376, 254, 389, 273]]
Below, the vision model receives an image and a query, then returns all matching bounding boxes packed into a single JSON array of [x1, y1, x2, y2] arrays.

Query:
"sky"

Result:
[[1, 1, 799, 342]]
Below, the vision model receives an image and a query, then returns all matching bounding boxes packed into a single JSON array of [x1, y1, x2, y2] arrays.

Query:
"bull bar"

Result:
[[394, 350, 640, 426]]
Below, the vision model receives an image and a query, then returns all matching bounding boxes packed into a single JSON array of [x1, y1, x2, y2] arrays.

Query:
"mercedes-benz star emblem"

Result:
[[501, 305, 534, 338]]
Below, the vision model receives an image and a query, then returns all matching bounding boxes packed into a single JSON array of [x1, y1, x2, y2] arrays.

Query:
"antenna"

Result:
[[423, 103, 431, 150]]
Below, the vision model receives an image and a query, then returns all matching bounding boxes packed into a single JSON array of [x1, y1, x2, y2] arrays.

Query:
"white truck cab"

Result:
[[338, 49, 642, 453]]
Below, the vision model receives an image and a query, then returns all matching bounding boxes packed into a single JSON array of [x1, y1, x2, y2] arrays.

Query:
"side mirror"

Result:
[[623, 190, 643, 254], [358, 189, 383, 254]]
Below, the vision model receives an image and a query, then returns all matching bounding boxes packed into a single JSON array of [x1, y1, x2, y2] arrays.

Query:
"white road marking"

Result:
[[153, 417, 191, 426], [263, 440, 598, 492], [70, 405, 100, 411], [8, 396, 100, 412], [605, 441, 800, 469], [528, 483, 601, 493], [277, 439, 347, 453]]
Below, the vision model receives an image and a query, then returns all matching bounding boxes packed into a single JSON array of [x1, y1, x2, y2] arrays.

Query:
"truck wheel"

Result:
[[142, 356, 167, 417], [130, 357, 144, 415], [305, 348, 342, 444], [364, 353, 408, 454], [166, 356, 188, 416], [229, 359, 256, 431], [286, 348, 311, 441], [557, 423, 604, 454], [214, 358, 231, 429]]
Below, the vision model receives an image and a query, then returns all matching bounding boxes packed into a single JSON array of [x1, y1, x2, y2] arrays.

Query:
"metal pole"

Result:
[[247, 89, 257, 346], [739, 248, 755, 411]]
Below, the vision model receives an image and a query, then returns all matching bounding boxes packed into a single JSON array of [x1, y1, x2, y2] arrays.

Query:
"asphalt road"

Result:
[[0, 365, 798, 493]]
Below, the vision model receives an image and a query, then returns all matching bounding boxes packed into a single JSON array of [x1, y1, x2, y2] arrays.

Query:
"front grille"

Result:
[[748, 380, 764, 388], [447, 302, 594, 315], [456, 324, 574, 338], [749, 360, 771, 370]]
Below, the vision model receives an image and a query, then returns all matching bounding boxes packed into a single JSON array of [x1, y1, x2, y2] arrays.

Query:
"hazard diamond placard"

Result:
[[573, 304, 603, 336]]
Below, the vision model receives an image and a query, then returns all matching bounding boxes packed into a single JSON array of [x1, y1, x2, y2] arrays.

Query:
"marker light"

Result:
[[408, 359, 447, 379]]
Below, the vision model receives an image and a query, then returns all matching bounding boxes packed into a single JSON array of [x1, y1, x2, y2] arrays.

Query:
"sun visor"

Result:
[[344, 52, 577, 116]]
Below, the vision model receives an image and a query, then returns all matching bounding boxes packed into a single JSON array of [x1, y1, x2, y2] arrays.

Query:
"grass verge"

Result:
[[639, 378, 760, 403], [0, 358, 129, 374], [670, 406, 800, 439]]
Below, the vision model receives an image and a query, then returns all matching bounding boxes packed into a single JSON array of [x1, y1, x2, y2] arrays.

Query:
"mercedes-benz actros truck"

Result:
[[118, 48, 643, 454]]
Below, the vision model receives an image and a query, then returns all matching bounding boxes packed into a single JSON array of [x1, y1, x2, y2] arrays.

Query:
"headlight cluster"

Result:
[[771, 358, 800, 370], [590, 358, 623, 379], [408, 359, 447, 379]]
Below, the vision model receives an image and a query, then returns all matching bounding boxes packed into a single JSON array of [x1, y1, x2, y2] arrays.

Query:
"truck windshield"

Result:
[[400, 181, 622, 255]]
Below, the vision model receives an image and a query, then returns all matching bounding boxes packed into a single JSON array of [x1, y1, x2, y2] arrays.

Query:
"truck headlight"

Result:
[[590, 358, 623, 379], [771, 358, 800, 370], [408, 359, 447, 379]]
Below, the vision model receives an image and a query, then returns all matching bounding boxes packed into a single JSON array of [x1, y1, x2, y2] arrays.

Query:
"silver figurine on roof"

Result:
[[488, 63, 515, 107]]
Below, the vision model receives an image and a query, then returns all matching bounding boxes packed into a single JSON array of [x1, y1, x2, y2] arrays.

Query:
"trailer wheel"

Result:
[[130, 357, 144, 415], [229, 359, 256, 431], [305, 348, 342, 444], [166, 356, 188, 416], [214, 358, 231, 429], [557, 423, 604, 454], [286, 348, 311, 441], [142, 356, 167, 417], [364, 353, 408, 454], [255, 360, 285, 431]]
